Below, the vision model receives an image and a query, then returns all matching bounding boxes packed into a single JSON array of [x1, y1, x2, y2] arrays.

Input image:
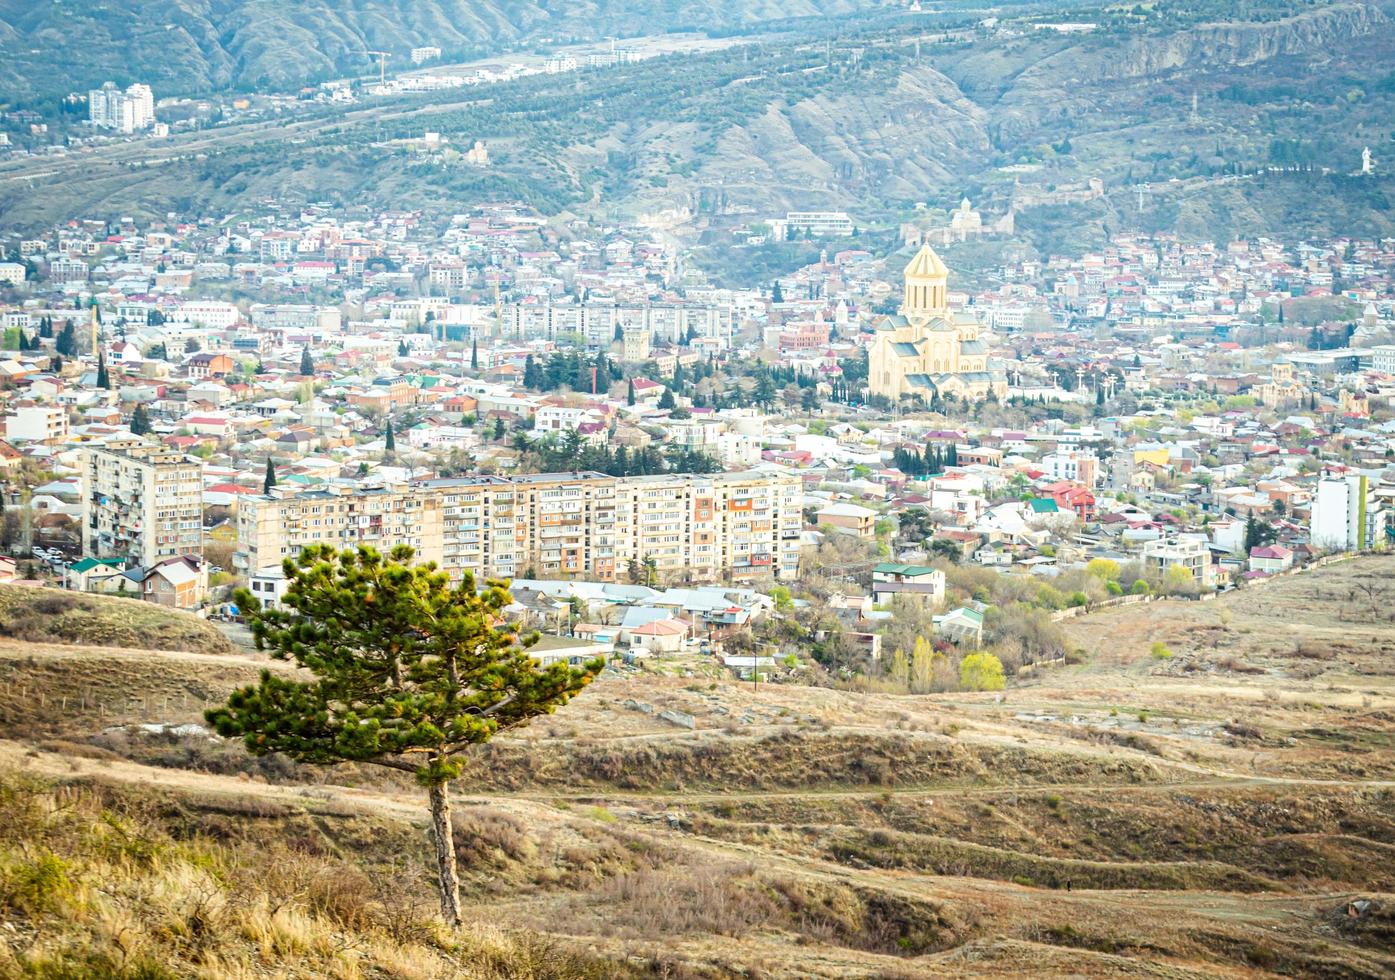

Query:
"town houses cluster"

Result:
[[0, 199, 1392, 668]]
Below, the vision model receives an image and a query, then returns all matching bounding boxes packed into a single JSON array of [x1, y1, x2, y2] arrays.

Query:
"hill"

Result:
[[3, 2, 1394, 252], [0, 0, 876, 106], [0, 584, 236, 655], [0, 556, 1393, 976]]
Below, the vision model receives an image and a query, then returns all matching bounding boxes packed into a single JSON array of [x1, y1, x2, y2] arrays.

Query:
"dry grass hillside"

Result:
[[1, 556, 1393, 977], [0, 585, 236, 655]]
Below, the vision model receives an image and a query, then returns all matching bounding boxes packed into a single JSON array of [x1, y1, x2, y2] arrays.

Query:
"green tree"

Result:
[[1086, 558, 1120, 582], [96, 353, 110, 390], [55, 322, 77, 357], [470, 339, 479, 370], [658, 387, 676, 411], [384, 420, 396, 456], [300, 346, 314, 376], [770, 585, 794, 613], [959, 652, 1005, 691], [1242, 515, 1277, 552], [771, 281, 784, 303], [263, 457, 277, 494], [213, 545, 599, 924], [129, 403, 151, 436], [626, 378, 636, 406]]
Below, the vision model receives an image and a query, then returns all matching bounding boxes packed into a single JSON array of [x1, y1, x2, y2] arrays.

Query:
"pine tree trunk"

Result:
[[427, 779, 463, 927]]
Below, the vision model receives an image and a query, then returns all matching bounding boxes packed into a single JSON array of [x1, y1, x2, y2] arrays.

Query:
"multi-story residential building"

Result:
[[88, 82, 155, 133], [780, 211, 855, 237], [1311, 475, 1386, 552], [238, 484, 444, 573], [83, 441, 204, 567], [6, 405, 68, 443], [1371, 344, 1395, 375], [236, 471, 802, 584], [1140, 534, 1217, 590], [613, 472, 803, 582], [1041, 449, 1098, 487], [49, 257, 88, 284]]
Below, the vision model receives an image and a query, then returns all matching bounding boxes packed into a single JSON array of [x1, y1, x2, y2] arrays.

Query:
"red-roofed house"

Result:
[[1248, 545, 1294, 575], [628, 618, 689, 654]]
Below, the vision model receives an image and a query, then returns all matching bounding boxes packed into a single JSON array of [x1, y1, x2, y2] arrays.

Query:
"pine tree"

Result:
[[471, 339, 479, 370], [300, 346, 314, 376], [216, 546, 599, 924], [129, 403, 151, 436], [263, 457, 277, 494]]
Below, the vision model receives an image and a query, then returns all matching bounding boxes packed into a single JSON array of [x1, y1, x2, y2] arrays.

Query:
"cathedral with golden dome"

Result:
[[867, 244, 1008, 403]]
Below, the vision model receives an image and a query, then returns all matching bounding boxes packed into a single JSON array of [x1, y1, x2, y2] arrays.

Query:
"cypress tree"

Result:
[[627, 378, 636, 406], [129, 403, 151, 436], [300, 346, 314, 376], [96, 353, 110, 389], [263, 457, 277, 494], [56, 322, 76, 357], [471, 339, 479, 370], [384, 420, 396, 454]]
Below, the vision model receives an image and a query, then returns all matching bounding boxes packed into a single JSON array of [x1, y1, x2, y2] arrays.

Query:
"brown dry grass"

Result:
[[0, 584, 236, 654], [2, 556, 1395, 977]]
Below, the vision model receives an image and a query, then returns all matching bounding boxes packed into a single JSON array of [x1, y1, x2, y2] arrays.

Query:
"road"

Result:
[[0, 31, 760, 191]]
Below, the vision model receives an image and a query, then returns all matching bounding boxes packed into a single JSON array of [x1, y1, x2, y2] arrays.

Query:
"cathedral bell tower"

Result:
[[902, 243, 950, 322]]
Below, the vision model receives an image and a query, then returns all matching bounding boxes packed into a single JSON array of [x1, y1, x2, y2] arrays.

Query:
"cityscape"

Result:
[[1, 1, 1394, 977]]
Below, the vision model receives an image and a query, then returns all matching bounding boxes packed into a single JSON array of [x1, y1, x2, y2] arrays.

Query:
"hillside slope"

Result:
[[4, 2, 1393, 250], [0, 585, 235, 655], [1, 558, 1394, 976], [0, 0, 875, 104]]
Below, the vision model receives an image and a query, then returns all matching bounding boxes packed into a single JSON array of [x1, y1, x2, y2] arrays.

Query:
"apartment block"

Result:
[[83, 441, 204, 567], [237, 484, 444, 573], [6, 405, 69, 443], [1140, 534, 1217, 590], [235, 471, 802, 583], [1311, 475, 1386, 552], [616, 472, 804, 582]]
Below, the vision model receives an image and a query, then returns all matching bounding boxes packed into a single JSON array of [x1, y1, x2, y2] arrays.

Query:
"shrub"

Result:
[[1150, 641, 1173, 660], [959, 653, 1006, 692]]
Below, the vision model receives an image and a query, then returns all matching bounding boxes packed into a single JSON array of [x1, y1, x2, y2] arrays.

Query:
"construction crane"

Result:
[[366, 50, 390, 86]]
